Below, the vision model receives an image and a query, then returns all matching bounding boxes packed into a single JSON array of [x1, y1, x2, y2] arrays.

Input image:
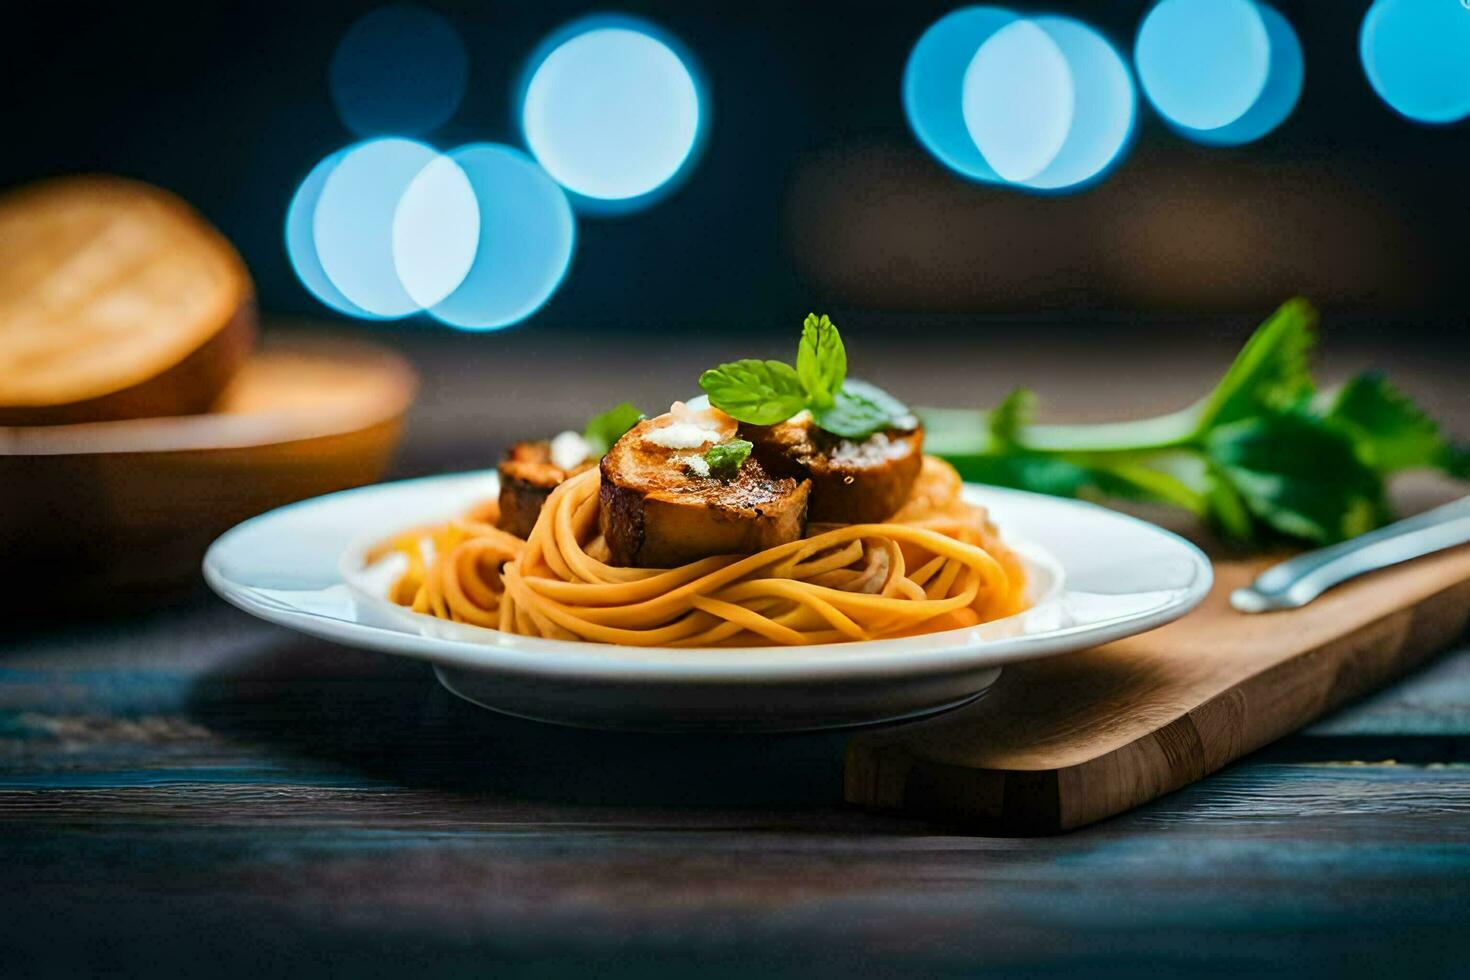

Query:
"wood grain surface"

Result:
[[3, 589, 1468, 978], [847, 548, 1470, 833], [3, 324, 1467, 978]]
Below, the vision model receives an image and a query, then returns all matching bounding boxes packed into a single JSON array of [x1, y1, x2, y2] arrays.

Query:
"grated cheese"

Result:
[[644, 421, 720, 450], [549, 430, 592, 469]]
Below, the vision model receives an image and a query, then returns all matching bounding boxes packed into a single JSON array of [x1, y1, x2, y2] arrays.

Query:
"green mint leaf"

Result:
[[843, 378, 914, 422], [698, 359, 807, 425], [811, 379, 915, 439], [582, 402, 643, 455], [703, 438, 753, 480], [987, 388, 1035, 449], [796, 313, 847, 409], [1318, 371, 1460, 476], [1194, 297, 1318, 435], [810, 387, 888, 439], [1205, 411, 1388, 544]]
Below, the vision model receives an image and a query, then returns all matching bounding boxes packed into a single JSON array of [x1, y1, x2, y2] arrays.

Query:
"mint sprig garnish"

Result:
[[796, 313, 847, 408], [698, 314, 910, 439], [920, 298, 1467, 546], [812, 378, 917, 439], [697, 360, 807, 426]]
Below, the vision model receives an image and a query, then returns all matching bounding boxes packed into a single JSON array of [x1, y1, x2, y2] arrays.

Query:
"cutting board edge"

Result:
[[843, 575, 1470, 834]]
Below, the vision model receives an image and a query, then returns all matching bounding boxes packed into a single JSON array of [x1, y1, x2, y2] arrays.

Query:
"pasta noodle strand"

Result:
[[374, 456, 1027, 647]]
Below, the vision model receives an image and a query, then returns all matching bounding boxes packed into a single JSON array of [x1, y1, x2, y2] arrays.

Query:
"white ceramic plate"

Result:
[[204, 470, 1212, 732]]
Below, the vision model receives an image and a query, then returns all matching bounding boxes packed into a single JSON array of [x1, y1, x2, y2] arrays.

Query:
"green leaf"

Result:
[[582, 402, 643, 454], [1319, 371, 1462, 476], [987, 388, 1035, 449], [699, 359, 808, 425], [844, 379, 913, 424], [1205, 411, 1388, 544], [1194, 297, 1318, 434], [1448, 446, 1470, 481], [811, 379, 914, 439], [796, 313, 847, 409], [703, 438, 753, 479], [810, 387, 888, 439], [1202, 462, 1256, 541], [943, 454, 1104, 499], [1087, 449, 1212, 514]]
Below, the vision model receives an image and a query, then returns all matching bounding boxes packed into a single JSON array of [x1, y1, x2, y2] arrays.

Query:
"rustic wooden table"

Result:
[[5, 322, 1468, 977]]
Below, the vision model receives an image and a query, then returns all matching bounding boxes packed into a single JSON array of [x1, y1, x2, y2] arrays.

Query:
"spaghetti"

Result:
[[374, 456, 1028, 647]]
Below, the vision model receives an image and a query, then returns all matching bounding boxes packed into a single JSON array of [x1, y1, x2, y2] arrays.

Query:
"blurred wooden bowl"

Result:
[[0, 336, 416, 612]]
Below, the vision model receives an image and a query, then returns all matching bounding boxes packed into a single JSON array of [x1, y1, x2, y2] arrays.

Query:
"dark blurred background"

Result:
[[4, 0, 1466, 340]]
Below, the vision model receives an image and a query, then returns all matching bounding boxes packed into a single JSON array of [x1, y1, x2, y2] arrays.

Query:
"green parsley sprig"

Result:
[[698, 314, 913, 439], [921, 298, 1468, 546]]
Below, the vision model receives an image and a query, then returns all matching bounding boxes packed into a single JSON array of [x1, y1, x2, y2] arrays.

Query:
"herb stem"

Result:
[[1020, 405, 1201, 454]]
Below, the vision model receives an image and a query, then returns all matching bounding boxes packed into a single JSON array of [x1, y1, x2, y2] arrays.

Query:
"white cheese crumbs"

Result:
[[677, 454, 712, 478], [832, 431, 892, 463], [644, 420, 720, 449], [549, 430, 592, 470]]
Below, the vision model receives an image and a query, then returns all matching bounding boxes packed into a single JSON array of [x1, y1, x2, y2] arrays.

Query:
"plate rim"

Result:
[[205, 469, 1214, 683]]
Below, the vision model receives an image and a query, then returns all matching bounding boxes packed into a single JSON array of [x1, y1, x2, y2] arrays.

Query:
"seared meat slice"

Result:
[[744, 415, 923, 524], [497, 439, 594, 538], [599, 411, 810, 567]]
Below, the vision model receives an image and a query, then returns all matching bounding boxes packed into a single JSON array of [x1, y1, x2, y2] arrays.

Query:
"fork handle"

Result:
[[1230, 496, 1470, 613]]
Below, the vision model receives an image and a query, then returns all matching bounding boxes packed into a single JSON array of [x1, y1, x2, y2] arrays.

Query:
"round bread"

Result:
[[0, 175, 254, 425]]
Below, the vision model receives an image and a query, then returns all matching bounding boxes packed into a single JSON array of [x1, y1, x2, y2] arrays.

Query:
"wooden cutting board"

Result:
[[845, 547, 1470, 834]]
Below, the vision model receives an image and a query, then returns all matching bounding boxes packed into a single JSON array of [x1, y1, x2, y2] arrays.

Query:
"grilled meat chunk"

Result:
[[497, 440, 594, 538], [599, 411, 810, 567], [744, 415, 923, 524]]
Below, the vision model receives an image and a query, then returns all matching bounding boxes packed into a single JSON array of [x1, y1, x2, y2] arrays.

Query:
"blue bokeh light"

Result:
[[1361, 0, 1470, 125], [907, 9, 1136, 191], [1135, 0, 1271, 132], [391, 153, 480, 310], [903, 7, 1020, 183], [285, 150, 380, 320], [427, 144, 576, 331], [1183, 2, 1302, 146], [313, 137, 457, 319], [1020, 17, 1136, 191], [330, 4, 469, 137], [521, 17, 703, 213], [962, 19, 1075, 183]]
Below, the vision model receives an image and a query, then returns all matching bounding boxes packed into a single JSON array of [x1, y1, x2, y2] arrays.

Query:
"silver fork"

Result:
[[1230, 496, 1470, 613]]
